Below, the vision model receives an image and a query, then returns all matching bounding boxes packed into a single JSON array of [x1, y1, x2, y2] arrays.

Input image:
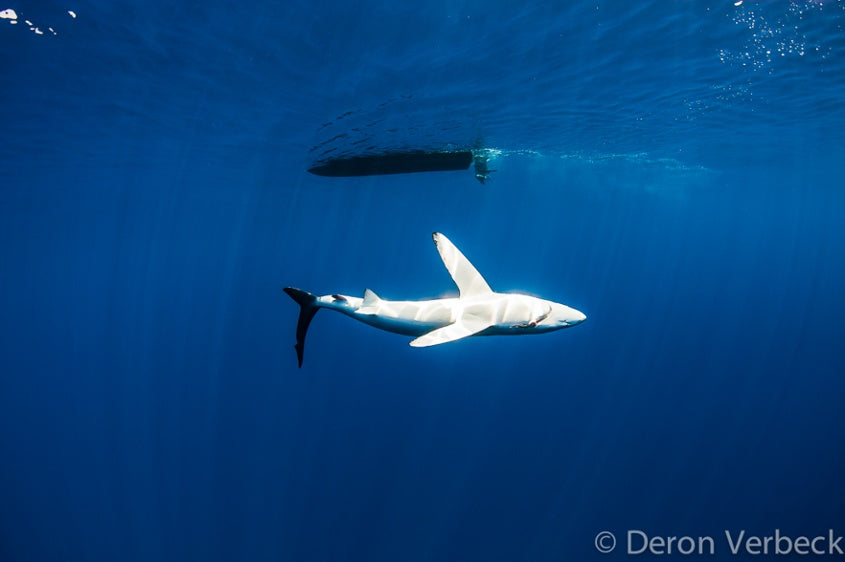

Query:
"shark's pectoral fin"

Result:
[[432, 232, 493, 298], [409, 316, 492, 348]]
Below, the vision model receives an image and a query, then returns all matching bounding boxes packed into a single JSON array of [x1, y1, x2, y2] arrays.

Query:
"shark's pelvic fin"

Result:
[[431, 232, 492, 298], [409, 315, 492, 347]]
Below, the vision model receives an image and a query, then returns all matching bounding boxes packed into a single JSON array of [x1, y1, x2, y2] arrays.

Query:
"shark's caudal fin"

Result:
[[283, 287, 319, 368], [432, 232, 492, 298]]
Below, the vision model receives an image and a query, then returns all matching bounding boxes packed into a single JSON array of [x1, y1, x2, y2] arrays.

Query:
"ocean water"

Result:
[[1, 1, 844, 561]]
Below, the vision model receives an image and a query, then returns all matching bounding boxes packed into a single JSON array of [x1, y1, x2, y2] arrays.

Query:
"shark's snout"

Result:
[[568, 310, 587, 326], [544, 303, 586, 329]]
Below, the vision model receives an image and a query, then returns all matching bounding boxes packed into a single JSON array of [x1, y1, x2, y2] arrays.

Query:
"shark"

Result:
[[283, 232, 586, 367]]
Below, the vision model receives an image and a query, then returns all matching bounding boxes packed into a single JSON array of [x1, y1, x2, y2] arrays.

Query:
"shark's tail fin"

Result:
[[283, 287, 319, 368]]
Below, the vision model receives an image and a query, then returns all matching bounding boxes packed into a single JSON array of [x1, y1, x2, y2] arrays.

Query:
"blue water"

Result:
[[1, 1, 844, 560]]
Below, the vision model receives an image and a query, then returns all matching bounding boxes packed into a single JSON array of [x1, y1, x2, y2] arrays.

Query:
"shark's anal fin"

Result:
[[432, 232, 492, 298], [409, 316, 492, 347]]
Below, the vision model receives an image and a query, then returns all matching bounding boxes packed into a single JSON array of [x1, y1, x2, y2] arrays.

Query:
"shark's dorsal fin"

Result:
[[432, 232, 492, 298], [409, 315, 492, 347], [356, 289, 382, 315], [362, 288, 380, 307]]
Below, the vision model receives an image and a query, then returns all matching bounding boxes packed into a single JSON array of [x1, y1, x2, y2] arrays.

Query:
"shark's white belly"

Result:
[[325, 293, 552, 337], [346, 297, 458, 336]]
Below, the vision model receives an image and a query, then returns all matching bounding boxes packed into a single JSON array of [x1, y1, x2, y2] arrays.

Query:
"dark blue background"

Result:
[[1, 1, 844, 560]]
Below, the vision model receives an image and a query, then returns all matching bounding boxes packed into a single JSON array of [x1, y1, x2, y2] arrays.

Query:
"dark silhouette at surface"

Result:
[[308, 150, 473, 177]]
